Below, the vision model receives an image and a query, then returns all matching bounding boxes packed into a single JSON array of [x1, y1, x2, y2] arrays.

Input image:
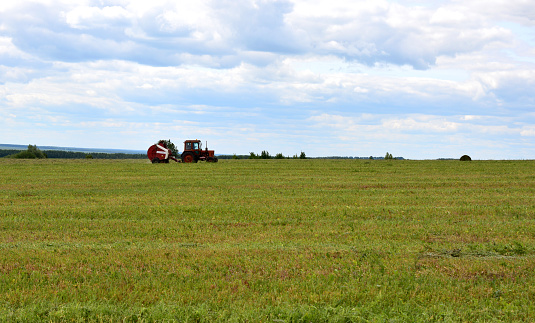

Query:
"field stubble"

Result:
[[1, 158, 534, 322]]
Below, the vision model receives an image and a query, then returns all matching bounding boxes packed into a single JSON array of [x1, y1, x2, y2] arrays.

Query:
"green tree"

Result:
[[28, 145, 46, 158], [9, 145, 47, 159], [275, 153, 284, 159], [260, 150, 271, 159], [385, 152, 393, 160], [249, 152, 258, 159], [299, 151, 306, 159]]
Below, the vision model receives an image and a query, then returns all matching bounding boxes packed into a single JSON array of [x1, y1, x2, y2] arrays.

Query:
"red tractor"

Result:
[[147, 140, 218, 163], [181, 139, 218, 163]]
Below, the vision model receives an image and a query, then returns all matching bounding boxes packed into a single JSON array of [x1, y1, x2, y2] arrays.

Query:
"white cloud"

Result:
[[288, 0, 513, 69], [308, 113, 528, 137], [64, 6, 132, 29], [520, 126, 535, 136], [456, 0, 535, 26], [0, 0, 522, 70]]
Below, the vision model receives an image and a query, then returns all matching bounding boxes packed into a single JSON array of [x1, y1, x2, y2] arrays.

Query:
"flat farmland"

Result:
[[1, 159, 534, 322]]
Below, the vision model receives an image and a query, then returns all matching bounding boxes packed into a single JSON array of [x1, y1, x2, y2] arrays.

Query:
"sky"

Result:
[[1, 0, 534, 159]]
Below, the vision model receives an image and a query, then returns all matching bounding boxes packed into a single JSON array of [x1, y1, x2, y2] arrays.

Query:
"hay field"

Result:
[[1, 159, 534, 322]]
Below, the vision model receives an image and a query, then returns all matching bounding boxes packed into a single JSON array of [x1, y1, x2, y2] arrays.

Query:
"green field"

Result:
[[1, 159, 534, 322]]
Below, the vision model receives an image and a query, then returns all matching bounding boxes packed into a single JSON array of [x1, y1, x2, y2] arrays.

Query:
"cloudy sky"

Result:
[[1, 0, 534, 159]]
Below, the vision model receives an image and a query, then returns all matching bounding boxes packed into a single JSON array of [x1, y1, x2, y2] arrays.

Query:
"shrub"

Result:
[[460, 155, 471, 161], [8, 145, 46, 159]]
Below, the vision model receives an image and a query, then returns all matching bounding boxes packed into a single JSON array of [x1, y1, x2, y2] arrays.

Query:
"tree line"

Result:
[[0, 145, 145, 159], [249, 151, 307, 159], [219, 152, 404, 160], [1, 144, 404, 160], [217, 151, 307, 159]]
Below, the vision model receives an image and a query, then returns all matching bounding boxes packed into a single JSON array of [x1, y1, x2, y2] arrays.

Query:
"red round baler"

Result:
[[147, 143, 178, 163]]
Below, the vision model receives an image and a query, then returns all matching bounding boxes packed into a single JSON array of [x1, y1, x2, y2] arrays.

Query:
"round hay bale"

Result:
[[460, 155, 471, 161]]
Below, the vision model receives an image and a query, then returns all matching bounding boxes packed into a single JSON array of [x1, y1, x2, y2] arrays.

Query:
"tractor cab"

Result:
[[184, 140, 201, 152]]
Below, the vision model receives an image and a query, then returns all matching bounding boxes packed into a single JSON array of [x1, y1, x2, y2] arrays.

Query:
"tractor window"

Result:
[[193, 142, 200, 150], [185, 142, 192, 150]]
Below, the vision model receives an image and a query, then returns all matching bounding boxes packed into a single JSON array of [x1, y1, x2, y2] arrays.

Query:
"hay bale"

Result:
[[460, 155, 471, 161]]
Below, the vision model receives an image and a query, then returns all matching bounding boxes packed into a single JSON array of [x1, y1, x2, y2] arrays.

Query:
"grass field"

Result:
[[1, 158, 534, 322]]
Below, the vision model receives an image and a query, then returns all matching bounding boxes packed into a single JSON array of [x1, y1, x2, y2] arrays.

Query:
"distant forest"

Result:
[[0, 149, 145, 159], [1, 148, 404, 160], [216, 155, 405, 160]]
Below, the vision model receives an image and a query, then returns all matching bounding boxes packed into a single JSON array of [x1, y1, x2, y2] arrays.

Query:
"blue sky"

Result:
[[1, 0, 534, 159]]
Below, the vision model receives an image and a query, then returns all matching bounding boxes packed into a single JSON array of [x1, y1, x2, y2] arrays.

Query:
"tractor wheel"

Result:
[[182, 153, 195, 163], [151, 158, 160, 164]]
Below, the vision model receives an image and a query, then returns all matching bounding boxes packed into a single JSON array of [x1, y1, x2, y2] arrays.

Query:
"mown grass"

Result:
[[1, 158, 534, 322]]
